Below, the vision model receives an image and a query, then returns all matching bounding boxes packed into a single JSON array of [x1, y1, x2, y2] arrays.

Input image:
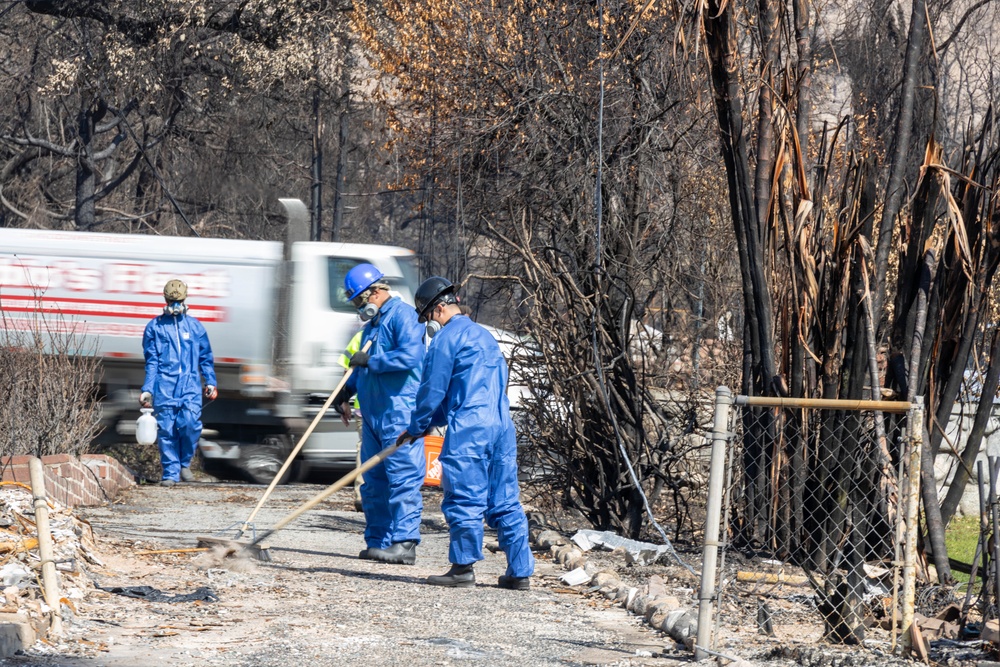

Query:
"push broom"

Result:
[[198, 340, 373, 561]]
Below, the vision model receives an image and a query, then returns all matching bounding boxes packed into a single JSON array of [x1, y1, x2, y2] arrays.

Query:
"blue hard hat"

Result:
[[344, 263, 384, 300]]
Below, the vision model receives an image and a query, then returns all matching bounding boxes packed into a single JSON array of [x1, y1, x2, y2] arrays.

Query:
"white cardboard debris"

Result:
[[0, 563, 32, 588], [570, 531, 593, 552], [574, 529, 669, 566], [560, 568, 592, 586]]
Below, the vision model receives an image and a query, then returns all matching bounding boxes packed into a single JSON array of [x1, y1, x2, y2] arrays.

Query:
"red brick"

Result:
[[41, 454, 72, 465], [0, 456, 34, 467]]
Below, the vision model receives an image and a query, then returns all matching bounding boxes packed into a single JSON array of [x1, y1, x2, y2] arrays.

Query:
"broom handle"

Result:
[[241, 339, 373, 529], [249, 438, 409, 547]]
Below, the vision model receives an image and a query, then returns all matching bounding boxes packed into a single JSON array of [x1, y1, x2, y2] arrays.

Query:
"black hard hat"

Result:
[[414, 276, 456, 323]]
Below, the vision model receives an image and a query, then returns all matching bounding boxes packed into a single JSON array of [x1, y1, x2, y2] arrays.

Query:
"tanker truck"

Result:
[[0, 200, 418, 483]]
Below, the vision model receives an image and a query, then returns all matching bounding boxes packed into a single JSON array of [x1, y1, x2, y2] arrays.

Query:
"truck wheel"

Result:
[[239, 436, 302, 485]]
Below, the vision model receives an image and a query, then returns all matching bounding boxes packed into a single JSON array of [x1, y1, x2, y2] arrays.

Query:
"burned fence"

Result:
[[697, 388, 923, 658]]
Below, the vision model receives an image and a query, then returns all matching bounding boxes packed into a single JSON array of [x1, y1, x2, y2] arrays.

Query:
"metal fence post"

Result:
[[900, 399, 922, 656], [696, 386, 732, 661]]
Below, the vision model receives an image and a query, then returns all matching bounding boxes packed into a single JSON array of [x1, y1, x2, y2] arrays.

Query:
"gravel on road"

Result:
[[0, 482, 684, 667]]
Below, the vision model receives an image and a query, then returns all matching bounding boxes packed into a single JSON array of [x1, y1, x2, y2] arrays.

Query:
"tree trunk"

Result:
[[310, 65, 324, 242], [75, 104, 97, 230], [793, 0, 812, 175], [331, 34, 352, 243], [754, 0, 781, 237], [907, 250, 952, 583], [872, 0, 928, 322], [704, 0, 777, 394]]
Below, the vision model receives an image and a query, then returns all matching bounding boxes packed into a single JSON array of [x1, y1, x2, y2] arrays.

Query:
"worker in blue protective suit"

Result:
[[140, 279, 217, 487], [396, 276, 535, 590], [334, 263, 426, 565]]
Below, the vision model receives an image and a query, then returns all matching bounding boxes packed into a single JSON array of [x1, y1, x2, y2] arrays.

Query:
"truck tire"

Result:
[[238, 436, 305, 485]]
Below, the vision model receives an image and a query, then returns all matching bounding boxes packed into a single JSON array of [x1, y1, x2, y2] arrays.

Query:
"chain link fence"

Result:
[[697, 388, 923, 658]]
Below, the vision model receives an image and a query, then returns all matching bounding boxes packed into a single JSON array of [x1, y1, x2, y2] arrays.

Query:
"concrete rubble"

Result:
[[527, 523, 700, 649]]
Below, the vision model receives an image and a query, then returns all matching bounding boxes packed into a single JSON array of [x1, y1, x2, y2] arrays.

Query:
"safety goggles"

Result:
[[351, 286, 382, 310]]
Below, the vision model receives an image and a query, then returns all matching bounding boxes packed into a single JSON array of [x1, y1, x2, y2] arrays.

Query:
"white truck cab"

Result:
[[0, 219, 419, 483]]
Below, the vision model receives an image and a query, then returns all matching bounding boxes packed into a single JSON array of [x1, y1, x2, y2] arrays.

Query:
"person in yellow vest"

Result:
[[338, 329, 365, 511]]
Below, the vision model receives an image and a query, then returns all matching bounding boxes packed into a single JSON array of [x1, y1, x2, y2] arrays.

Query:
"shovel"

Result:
[[226, 339, 372, 543], [204, 435, 414, 561]]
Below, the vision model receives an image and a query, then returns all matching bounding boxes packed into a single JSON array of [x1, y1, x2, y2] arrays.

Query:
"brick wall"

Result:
[[0, 454, 135, 508]]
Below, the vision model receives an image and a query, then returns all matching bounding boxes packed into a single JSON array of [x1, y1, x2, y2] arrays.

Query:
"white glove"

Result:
[[204, 385, 218, 400], [139, 391, 152, 407]]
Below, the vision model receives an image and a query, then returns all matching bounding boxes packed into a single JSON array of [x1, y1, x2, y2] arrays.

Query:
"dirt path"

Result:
[[2, 483, 684, 667]]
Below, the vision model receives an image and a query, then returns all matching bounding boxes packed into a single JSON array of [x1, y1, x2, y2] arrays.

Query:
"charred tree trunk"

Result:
[[872, 0, 928, 321], [793, 0, 812, 175], [331, 33, 352, 243], [75, 101, 99, 230], [704, 0, 777, 394]]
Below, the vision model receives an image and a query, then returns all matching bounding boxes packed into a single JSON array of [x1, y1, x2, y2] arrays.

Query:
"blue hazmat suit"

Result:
[[142, 310, 216, 482], [407, 315, 534, 578], [343, 296, 426, 549]]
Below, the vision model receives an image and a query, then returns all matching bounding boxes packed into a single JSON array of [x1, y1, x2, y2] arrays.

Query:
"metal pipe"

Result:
[[695, 386, 732, 661], [961, 461, 986, 626], [900, 400, 922, 655], [734, 395, 912, 413], [989, 457, 1000, 626], [28, 458, 62, 637]]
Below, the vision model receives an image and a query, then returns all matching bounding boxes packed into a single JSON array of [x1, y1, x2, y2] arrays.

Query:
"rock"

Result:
[[629, 592, 649, 617], [566, 555, 587, 571], [601, 584, 622, 601], [982, 619, 999, 644], [553, 545, 582, 565], [536, 530, 566, 549], [624, 587, 638, 609], [591, 571, 619, 589], [660, 609, 697, 641], [647, 574, 668, 600], [646, 597, 682, 626]]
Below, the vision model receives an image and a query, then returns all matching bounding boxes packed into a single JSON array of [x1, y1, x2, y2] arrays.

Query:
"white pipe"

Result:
[[695, 386, 732, 661], [900, 400, 923, 655], [28, 458, 63, 637]]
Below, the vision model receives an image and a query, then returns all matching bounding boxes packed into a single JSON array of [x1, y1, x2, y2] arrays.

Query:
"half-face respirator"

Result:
[[358, 302, 379, 322], [164, 301, 188, 316]]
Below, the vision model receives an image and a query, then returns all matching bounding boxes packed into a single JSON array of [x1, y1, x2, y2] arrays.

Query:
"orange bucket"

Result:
[[423, 435, 444, 486]]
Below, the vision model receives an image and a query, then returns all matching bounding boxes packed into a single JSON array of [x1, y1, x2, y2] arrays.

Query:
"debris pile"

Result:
[[0, 482, 103, 639]]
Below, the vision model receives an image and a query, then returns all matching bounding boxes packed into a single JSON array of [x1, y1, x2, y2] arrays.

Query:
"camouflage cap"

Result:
[[163, 279, 188, 302]]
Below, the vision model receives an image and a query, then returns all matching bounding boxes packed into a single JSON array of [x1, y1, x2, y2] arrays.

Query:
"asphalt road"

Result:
[[0, 482, 685, 667]]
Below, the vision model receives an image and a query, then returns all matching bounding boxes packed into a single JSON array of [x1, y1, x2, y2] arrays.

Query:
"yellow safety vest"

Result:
[[338, 330, 363, 409]]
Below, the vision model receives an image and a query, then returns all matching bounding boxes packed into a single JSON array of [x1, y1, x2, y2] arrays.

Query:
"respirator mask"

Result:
[[425, 320, 442, 339], [353, 288, 381, 322], [164, 301, 187, 316], [358, 302, 379, 322]]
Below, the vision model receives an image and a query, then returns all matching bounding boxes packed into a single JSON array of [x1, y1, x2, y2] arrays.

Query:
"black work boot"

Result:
[[427, 564, 475, 588], [498, 575, 530, 590], [366, 541, 417, 565]]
